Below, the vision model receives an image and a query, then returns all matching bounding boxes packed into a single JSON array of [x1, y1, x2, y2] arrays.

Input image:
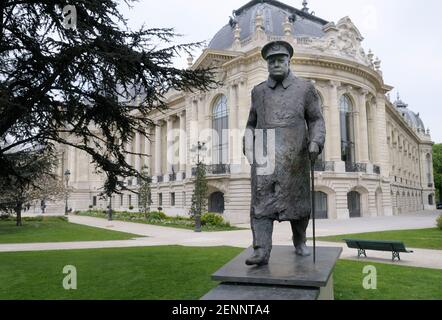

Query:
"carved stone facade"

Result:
[[50, 0, 436, 222]]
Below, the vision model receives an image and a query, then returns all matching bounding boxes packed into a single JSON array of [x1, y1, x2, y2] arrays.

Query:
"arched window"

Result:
[[340, 95, 355, 163], [429, 194, 434, 206], [314, 191, 328, 219], [208, 192, 225, 214], [348, 191, 361, 218], [212, 95, 229, 165]]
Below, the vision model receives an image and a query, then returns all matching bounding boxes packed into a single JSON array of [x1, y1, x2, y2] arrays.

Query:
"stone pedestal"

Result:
[[201, 246, 342, 301]]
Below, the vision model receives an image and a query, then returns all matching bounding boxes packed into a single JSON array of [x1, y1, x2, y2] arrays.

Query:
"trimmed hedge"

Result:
[[437, 214, 442, 230]]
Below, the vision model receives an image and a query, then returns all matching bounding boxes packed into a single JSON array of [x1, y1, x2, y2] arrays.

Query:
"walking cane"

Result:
[[310, 158, 316, 264]]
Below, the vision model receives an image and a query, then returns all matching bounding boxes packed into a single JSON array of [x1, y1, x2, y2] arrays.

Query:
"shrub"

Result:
[[115, 211, 144, 220], [147, 211, 167, 221], [201, 212, 226, 226], [59, 216, 68, 222], [129, 205, 134, 210], [22, 216, 44, 222], [437, 214, 442, 230]]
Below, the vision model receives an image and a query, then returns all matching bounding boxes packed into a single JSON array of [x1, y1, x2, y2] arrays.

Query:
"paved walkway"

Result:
[[1, 212, 441, 270]]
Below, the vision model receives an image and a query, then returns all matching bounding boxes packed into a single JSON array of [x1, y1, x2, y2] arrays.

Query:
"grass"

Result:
[[316, 228, 442, 250], [0, 216, 140, 244], [0, 246, 243, 300], [0, 246, 441, 300], [334, 260, 442, 300], [76, 210, 245, 232]]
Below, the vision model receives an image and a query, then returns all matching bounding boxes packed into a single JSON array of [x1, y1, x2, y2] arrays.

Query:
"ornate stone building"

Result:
[[54, 0, 436, 222]]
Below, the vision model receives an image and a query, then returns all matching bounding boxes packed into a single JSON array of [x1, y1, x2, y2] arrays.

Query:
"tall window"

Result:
[[340, 95, 355, 163], [314, 192, 328, 219], [212, 95, 229, 165], [426, 154, 432, 185]]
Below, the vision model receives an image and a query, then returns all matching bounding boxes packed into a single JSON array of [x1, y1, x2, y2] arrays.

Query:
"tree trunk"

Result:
[[15, 202, 23, 226]]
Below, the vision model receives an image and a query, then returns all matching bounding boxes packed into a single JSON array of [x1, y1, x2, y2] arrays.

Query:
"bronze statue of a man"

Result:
[[243, 41, 326, 266]]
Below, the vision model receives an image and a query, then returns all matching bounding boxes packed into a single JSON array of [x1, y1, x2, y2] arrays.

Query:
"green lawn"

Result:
[[0, 246, 441, 300], [334, 260, 442, 300], [0, 216, 140, 244], [316, 228, 442, 250], [0, 246, 243, 300]]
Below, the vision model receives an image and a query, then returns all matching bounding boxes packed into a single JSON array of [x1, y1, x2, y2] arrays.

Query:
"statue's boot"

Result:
[[245, 249, 269, 266], [294, 242, 311, 257], [291, 218, 310, 257]]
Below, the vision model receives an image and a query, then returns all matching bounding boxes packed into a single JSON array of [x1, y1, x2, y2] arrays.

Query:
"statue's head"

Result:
[[262, 41, 294, 82]]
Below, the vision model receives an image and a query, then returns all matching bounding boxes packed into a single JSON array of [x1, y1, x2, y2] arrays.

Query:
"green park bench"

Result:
[[343, 239, 414, 261]]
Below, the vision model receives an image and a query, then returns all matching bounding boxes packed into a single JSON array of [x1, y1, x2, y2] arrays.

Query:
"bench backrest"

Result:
[[344, 239, 408, 252]]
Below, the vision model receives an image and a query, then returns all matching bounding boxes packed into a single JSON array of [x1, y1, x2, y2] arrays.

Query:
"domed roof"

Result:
[[394, 94, 425, 131], [208, 0, 329, 50]]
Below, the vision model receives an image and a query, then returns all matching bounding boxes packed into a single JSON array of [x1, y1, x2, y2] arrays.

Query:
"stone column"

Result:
[[229, 83, 240, 173], [165, 116, 174, 181], [358, 89, 370, 163], [375, 93, 390, 177], [178, 111, 187, 180], [327, 81, 344, 171], [144, 127, 152, 176], [322, 101, 330, 161], [237, 78, 250, 174], [134, 132, 141, 184], [154, 120, 162, 182], [352, 92, 361, 164]]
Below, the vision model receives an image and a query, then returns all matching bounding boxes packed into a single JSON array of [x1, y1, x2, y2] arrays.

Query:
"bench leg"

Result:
[[392, 251, 400, 261], [357, 249, 367, 258]]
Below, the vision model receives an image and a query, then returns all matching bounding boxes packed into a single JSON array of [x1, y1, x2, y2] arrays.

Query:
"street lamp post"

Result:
[[64, 169, 71, 215], [190, 141, 207, 233], [108, 194, 113, 221]]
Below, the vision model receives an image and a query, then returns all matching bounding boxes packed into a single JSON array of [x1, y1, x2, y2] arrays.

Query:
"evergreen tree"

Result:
[[433, 144, 442, 203], [0, 1, 217, 196]]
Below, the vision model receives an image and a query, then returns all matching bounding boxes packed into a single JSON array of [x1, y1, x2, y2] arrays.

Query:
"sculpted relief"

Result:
[[304, 17, 372, 66]]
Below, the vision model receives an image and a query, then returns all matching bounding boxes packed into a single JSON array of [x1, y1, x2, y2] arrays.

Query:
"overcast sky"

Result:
[[119, 0, 442, 144]]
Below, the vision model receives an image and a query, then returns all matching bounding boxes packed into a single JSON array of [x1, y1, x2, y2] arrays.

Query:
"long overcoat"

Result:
[[244, 71, 326, 221]]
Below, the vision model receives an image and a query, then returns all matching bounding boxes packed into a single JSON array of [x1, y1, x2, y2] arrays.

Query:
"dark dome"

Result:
[[208, 0, 328, 50], [394, 96, 425, 131]]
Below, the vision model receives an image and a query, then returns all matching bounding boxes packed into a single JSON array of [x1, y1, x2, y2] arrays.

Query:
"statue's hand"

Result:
[[309, 142, 320, 162]]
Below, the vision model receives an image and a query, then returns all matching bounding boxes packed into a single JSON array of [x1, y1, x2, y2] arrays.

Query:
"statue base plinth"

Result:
[[201, 246, 342, 300]]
